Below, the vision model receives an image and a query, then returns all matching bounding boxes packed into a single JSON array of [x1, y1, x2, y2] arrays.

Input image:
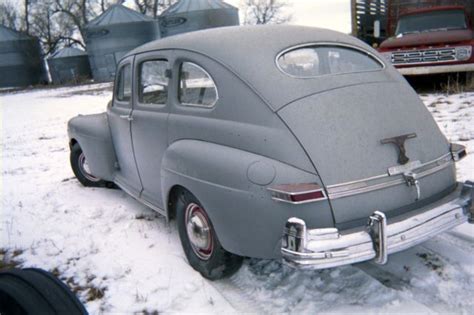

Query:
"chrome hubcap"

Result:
[[185, 203, 213, 260], [78, 152, 100, 182]]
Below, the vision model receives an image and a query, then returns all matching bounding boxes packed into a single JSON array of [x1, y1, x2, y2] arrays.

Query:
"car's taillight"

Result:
[[267, 183, 327, 204], [451, 143, 467, 162]]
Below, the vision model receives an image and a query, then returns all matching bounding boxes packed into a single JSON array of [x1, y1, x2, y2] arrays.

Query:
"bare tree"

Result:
[[242, 0, 292, 25], [133, 0, 177, 18], [29, 1, 87, 55], [0, 1, 22, 30]]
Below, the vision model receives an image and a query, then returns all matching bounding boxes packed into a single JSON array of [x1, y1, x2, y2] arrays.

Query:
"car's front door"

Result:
[[107, 57, 143, 196], [130, 51, 171, 210]]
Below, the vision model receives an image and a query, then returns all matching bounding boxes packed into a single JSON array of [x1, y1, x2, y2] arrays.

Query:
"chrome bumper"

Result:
[[281, 181, 474, 269], [397, 63, 474, 76]]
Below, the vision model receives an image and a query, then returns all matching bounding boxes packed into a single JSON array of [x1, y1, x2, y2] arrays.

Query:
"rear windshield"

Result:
[[396, 10, 467, 35], [277, 45, 383, 78]]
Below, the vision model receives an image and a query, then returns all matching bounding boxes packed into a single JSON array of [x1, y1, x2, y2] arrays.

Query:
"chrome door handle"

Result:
[[119, 115, 133, 121]]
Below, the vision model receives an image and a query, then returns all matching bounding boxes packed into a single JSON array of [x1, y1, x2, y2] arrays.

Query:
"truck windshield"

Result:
[[396, 9, 467, 35]]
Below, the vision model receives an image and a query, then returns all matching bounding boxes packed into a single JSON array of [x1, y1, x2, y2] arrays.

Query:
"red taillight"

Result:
[[267, 183, 327, 204]]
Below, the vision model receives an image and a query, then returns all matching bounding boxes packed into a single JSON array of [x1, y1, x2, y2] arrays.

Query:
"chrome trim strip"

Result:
[[267, 187, 325, 196], [326, 153, 453, 200], [271, 195, 328, 204]]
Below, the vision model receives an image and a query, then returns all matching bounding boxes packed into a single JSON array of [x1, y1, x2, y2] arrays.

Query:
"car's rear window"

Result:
[[277, 45, 383, 78]]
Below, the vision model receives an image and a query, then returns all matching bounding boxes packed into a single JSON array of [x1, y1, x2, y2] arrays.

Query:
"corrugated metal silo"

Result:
[[0, 25, 46, 88], [160, 0, 240, 38], [48, 47, 92, 85], [85, 4, 161, 82]]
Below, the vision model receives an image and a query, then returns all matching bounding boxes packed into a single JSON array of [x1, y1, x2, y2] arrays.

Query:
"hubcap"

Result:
[[78, 152, 100, 182], [185, 203, 213, 260]]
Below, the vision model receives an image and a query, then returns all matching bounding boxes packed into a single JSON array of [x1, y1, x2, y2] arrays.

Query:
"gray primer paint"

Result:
[[0, 25, 46, 88], [48, 48, 92, 85], [69, 25, 455, 258], [85, 5, 161, 82], [159, 0, 239, 38]]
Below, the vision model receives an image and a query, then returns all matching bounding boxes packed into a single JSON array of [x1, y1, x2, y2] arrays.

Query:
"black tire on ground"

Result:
[[0, 268, 88, 315], [70, 142, 107, 187], [176, 189, 243, 280]]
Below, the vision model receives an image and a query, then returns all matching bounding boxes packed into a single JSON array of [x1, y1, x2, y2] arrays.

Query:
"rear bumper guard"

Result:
[[281, 181, 474, 269]]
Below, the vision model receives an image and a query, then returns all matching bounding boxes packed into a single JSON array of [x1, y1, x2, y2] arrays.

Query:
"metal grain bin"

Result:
[[0, 25, 46, 88], [85, 4, 161, 82], [48, 47, 92, 85], [160, 0, 239, 38]]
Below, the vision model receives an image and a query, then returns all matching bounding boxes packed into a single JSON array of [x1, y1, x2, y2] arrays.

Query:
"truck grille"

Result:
[[391, 48, 456, 65]]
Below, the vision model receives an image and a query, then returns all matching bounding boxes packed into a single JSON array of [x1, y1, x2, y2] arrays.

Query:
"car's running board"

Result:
[[114, 181, 167, 217]]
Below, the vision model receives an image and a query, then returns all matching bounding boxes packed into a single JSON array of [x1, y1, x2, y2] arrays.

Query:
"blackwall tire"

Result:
[[176, 190, 243, 280], [70, 142, 107, 187], [0, 268, 87, 315]]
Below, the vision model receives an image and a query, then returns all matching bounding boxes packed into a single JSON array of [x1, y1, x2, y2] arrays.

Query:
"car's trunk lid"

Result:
[[278, 81, 456, 227]]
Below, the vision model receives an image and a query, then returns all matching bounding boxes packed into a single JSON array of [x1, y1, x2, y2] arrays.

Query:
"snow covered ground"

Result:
[[0, 84, 473, 314]]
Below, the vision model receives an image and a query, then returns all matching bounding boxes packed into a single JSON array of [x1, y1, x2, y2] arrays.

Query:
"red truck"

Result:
[[352, 0, 474, 75]]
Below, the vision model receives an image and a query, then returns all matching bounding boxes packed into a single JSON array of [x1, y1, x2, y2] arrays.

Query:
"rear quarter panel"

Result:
[[161, 140, 334, 259]]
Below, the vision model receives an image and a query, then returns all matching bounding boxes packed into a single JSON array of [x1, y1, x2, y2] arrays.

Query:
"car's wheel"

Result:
[[176, 190, 243, 280], [70, 142, 107, 187]]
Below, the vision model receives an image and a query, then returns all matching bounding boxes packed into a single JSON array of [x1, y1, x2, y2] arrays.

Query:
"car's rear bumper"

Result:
[[397, 63, 474, 75], [281, 181, 474, 269]]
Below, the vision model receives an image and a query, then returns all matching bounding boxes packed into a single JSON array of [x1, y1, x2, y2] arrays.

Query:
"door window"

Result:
[[115, 64, 132, 102], [139, 60, 169, 105], [179, 62, 218, 107]]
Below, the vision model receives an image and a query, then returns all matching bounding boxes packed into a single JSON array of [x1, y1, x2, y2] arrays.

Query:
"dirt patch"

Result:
[[416, 252, 448, 279], [0, 248, 24, 270]]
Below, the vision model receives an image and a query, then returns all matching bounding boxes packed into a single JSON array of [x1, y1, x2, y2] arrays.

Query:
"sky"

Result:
[[224, 0, 352, 33]]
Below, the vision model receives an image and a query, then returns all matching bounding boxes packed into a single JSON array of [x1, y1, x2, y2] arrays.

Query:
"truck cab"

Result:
[[378, 6, 474, 75]]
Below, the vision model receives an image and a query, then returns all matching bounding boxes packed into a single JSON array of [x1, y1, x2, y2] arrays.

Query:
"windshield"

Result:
[[396, 9, 467, 35]]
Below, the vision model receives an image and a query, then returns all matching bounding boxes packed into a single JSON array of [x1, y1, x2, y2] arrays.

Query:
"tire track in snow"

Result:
[[357, 239, 474, 314], [208, 275, 265, 313]]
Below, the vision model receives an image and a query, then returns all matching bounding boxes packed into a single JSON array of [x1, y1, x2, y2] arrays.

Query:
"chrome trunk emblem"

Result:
[[381, 133, 417, 165], [403, 171, 421, 201]]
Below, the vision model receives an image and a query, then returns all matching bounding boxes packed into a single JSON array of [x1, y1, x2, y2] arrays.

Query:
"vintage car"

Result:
[[68, 25, 474, 280]]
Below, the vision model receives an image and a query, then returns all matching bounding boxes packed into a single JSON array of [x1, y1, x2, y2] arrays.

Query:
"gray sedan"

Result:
[[67, 25, 474, 280]]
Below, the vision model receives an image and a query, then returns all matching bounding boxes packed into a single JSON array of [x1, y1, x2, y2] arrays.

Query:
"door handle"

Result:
[[119, 114, 133, 121]]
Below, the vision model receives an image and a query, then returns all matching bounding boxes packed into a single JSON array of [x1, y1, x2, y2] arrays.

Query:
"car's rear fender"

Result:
[[161, 139, 334, 259], [67, 113, 117, 182]]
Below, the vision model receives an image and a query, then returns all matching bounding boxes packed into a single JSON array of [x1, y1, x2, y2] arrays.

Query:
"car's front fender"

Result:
[[161, 140, 334, 259], [67, 113, 117, 182]]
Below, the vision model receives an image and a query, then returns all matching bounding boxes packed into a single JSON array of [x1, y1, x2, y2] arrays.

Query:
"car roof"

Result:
[[126, 25, 394, 111]]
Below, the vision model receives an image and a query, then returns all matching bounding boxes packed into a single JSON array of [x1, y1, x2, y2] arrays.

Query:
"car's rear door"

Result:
[[130, 51, 171, 211], [107, 56, 143, 197]]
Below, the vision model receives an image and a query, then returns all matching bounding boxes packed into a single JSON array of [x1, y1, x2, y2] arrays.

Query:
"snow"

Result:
[[1, 85, 473, 314]]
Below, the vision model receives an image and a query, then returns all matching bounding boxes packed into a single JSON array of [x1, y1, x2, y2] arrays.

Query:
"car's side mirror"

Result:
[[165, 69, 172, 79]]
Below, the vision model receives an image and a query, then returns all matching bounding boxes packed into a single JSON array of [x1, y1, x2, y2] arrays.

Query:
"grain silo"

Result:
[[84, 4, 161, 82], [48, 47, 92, 85], [160, 0, 239, 38], [0, 25, 46, 88]]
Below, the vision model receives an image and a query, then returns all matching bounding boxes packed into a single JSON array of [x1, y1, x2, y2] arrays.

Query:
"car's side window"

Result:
[[139, 60, 169, 105], [179, 62, 218, 107], [115, 64, 132, 102]]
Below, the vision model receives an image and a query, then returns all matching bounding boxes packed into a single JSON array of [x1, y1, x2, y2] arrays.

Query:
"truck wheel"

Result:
[[176, 190, 243, 280], [70, 142, 107, 187], [0, 268, 87, 315]]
